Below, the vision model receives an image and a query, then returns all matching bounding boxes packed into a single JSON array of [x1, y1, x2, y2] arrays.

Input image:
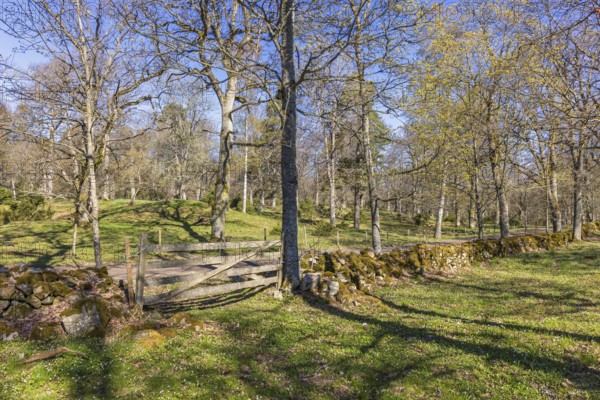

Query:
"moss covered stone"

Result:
[[60, 296, 110, 336], [4, 301, 33, 319]]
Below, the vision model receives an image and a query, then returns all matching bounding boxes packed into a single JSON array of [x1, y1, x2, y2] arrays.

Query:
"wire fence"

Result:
[[0, 241, 130, 267]]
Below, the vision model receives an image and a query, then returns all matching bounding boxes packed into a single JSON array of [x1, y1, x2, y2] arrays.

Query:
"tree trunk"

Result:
[[547, 140, 561, 232], [572, 152, 584, 240], [434, 176, 446, 239], [353, 186, 361, 229], [211, 83, 236, 241], [325, 126, 336, 227], [280, 0, 300, 282], [489, 135, 510, 238], [10, 179, 16, 200], [84, 125, 102, 269], [242, 115, 249, 214], [353, 30, 381, 254]]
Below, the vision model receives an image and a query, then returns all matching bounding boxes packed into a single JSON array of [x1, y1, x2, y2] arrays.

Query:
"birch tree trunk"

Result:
[[242, 114, 248, 214], [434, 176, 446, 239], [325, 126, 336, 227]]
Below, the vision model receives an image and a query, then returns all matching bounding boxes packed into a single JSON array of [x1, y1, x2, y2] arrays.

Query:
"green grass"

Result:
[[0, 199, 529, 267], [1, 239, 599, 399]]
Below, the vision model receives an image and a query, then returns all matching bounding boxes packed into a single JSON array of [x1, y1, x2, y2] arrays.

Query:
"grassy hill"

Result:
[[0, 199, 500, 267]]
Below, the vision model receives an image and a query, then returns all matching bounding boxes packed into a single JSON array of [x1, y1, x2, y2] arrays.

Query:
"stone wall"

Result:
[[298, 222, 600, 305]]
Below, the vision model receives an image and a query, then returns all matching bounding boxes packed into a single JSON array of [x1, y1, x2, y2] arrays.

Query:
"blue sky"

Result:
[[0, 31, 47, 68]]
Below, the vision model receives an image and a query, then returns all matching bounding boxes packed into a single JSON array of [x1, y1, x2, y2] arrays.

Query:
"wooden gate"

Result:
[[129, 233, 282, 308]]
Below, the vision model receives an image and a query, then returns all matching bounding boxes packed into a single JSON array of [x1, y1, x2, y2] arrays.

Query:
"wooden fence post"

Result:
[[125, 238, 134, 307], [136, 233, 147, 307], [158, 229, 162, 246], [264, 227, 267, 241], [277, 232, 284, 289]]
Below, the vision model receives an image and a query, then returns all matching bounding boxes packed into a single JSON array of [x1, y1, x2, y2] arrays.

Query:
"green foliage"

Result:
[[413, 213, 431, 226], [1, 195, 54, 224], [313, 221, 335, 237], [298, 199, 317, 222], [0, 187, 13, 203]]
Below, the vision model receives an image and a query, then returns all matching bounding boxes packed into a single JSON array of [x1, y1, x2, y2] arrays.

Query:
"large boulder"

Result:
[[61, 296, 110, 336]]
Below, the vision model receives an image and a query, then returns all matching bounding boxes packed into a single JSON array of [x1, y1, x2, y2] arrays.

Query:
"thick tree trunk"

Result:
[[434, 176, 446, 239], [280, 0, 300, 282], [211, 84, 236, 241]]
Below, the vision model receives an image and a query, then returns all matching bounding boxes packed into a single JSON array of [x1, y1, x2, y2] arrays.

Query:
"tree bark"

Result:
[[210, 83, 236, 241], [572, 151, 584, 240], [280, 0, 300, 282], [84, 124, 102, 268], [242, 114, 249, 214], [434, 175, 446, 239], [325, 124, 336, 227], [353, 186, 361, 229]]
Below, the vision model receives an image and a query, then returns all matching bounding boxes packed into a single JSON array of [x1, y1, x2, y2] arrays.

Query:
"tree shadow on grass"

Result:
[[380, 300, 600, 344], [300, 295, 600, 393]]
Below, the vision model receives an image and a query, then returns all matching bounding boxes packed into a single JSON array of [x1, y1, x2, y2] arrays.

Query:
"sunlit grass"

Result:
[[1, 239, 598, 399]]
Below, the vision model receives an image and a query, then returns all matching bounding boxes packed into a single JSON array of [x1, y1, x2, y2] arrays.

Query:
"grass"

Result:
[[0, 199, 537, 267], [1, 238, 599, 399]]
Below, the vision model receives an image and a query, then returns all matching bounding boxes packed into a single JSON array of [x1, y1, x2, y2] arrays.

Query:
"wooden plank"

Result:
[[145, 264, 280, 286], [146, 240, 280, 253], [135, 233, 147, 306], [145, 243, 272, 304], [146, 252, 280, 269], [145, 276, 278, 303]]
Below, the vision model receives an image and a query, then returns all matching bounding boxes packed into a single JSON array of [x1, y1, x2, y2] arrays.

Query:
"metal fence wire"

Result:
[[0, 241, 131, 267]]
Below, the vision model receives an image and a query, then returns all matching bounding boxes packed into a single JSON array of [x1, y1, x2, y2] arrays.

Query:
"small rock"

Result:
[[33, 282, 52, 300], [41, 296, 55, 306], [300, 273, 321, 292], [0, 300, 10, 311], [272, 290, 283, 300], [25, 295, 42, 309], [326, 280, 340, 297], [335, 273, 349, 283], [0, 284, 15, 300], [16, 284, 33, 297]]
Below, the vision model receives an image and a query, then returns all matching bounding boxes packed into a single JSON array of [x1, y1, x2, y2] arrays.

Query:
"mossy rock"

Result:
[[0, 321, 19, 340], [50, 281, 74, 298], [61, 296, 110, 336], [25, 294, 42, 309], [29, 322, 62, 341], [4, 301, 33, 319], [0, 283, 15, 300], [32, 282, 52, 300], [67, 269, 90, 281], [41, 271, 60, 283], [15, 272, 43, 287], [133, 329, 167, 349]]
